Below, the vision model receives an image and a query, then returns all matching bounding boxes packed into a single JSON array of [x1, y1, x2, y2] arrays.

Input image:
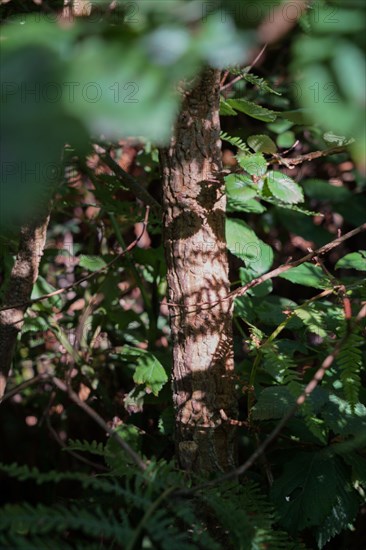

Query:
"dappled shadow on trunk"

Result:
[[160, 68, 238, 472]]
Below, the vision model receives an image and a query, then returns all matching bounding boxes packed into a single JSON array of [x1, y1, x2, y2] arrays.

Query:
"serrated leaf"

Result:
[[335, 251, 366, 271], [226, 99, 277, 122], [314, 459, 360, 549], [225, 174, 257, 201], [226, 218, 273, 274], [238, 153, 267, 177], [79, 255, 107, 272], [271, 452, 339, 532], [278, 263, 330, 289], [248, 134, 277, 154], [227, 197, 266, 214], [220, 99, 237, 116], [122, 346, 168, 396], [265, 171, 304, 204], [252, 387, 293, 420]]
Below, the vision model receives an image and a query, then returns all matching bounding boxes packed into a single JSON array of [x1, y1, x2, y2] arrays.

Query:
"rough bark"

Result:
[[0, 212, 50, 399], [159, 68, 237, 473]]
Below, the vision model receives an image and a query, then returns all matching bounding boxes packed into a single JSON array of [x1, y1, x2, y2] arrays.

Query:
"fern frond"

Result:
[[262, 345, 299, 385], [66, 438, 106, 456], [229, 66, 281, 96], [0, 503, 131, 545], [337, 328, 363, 409], [220, 131, 251, 154]]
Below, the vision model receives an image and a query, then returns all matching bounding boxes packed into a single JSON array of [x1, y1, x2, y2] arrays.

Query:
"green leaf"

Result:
[[271, 452, 340, 532], [225, 174, 257, 201], [79, 255, 107, 272], [227, 197, 266, 214], [278, 263, 330, 289], [335, 251, 366, 271], [226, 99, 277, 122], [303, 179, 351, 202], [323, 132, 354, 147], [265, 172, 304, 204], [239, 267, 272, 297], [238, 153, 267, 177], [252, 387, 293, 420], [276, 131, 295, 149], [220, 99, 237, 116], [31, 276, 62, 309], [123, 346, 168, 396], [247, 134, 277, 154], [226, 218, 273, 274], [313, 457, 360, 548]]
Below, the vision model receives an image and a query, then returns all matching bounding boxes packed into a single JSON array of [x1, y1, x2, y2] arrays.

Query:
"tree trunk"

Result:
[[0, 213, 50, 400], [159, 68, 237, 473]]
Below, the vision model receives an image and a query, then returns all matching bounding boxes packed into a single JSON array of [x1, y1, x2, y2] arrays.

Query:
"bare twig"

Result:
[[51, 376, 147, 472], [271, 145, 347, 168], [0, 207, 150, 314], [99, 150, 161, 212], [220, 43, 268, 92], [46, 415, 108, 472], [0, 374, 50, 405]]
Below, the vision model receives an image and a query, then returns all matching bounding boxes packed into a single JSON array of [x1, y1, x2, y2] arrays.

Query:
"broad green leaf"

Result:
[[122, 346, 168, 396], [276, 131, 295, 149], [323, 132, 354, 147], [31, 276, 62, 309], [227, 197, 266, 214], [226, 218, 273, 274], [271, 452, 340, 532], [278, 263, 330, 289], [220, 99, 237, 116], [247, 134, 277, 154], [238, 153, 267, 177], [255, 296, 301, 328], [335, 251, 366, 271], [252, 387, 293, 420], [79, 255, 107, 272], [239, 267, 272, 297], [265, 171, 304, 204], [225, 174, 257, 201], [303, 179, 351, 202], [226, 99, 277, 121]]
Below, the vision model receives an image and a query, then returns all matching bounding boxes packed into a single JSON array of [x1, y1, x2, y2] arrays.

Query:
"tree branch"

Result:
[[271, 145, 347, 168], [99, 150, 161, 212]]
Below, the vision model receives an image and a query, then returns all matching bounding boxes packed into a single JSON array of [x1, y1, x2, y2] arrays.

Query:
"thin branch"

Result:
[[270, 145, 347, 168], [220, 43, 268, 92], [46, 415, 109, 472], [99, 150, 161, 212], [0, 207, 150, 314], [0, 374, 50, 405], [51, 376, 147, 472]]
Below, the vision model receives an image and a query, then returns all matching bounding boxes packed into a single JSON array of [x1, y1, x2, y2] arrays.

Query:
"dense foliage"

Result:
[[0, 1, 365, 549]]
